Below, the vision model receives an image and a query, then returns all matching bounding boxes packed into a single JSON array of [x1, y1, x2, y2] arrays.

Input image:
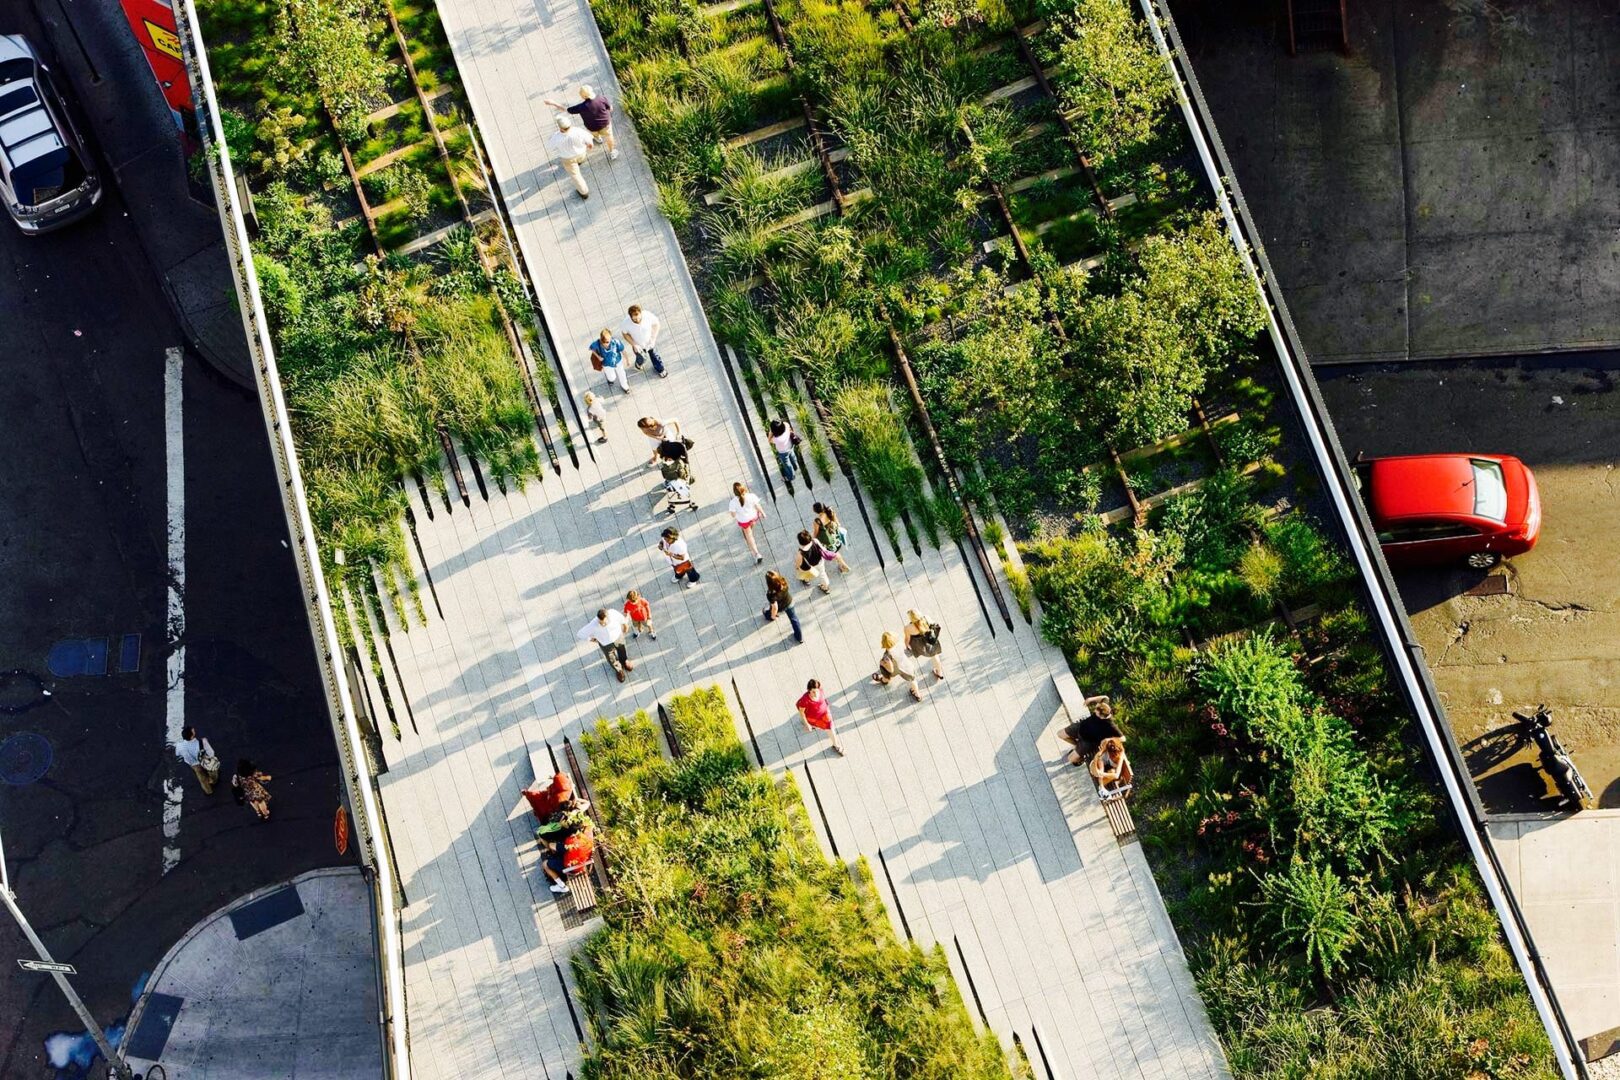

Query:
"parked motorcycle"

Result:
[[1512, 705, 1593, 811]]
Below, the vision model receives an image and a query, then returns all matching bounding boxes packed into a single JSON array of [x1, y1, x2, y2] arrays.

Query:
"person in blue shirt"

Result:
[[589, 328, 629, 394]]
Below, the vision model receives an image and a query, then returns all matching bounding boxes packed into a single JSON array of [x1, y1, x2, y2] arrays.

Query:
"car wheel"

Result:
[[1466, 551, 1501, 569]]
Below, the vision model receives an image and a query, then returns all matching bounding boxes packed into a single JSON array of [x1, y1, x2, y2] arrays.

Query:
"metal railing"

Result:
[[1134, 2, 1586, 1076], [170, 4, 411, 1076]]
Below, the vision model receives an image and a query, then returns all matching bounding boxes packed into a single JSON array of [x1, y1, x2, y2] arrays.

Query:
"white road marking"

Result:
[[163, 346, 185, 875]]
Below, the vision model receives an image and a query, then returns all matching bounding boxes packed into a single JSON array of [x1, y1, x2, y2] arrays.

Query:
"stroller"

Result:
[[656, 457, 698, 515]]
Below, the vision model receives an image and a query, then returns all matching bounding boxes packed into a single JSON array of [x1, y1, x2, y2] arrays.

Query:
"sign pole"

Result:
[[0, 829, 133, 1079]]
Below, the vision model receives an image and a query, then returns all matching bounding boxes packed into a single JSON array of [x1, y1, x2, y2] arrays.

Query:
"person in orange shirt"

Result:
[[623, 588, 655, 640]]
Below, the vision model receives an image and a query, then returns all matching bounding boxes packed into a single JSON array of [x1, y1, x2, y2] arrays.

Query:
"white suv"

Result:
[[0, 34, 100, 234]]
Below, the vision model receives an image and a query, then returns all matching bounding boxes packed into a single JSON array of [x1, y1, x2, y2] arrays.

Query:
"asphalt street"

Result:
[[1318, 357, 1620, 812], [0, 5, 351, 1075]]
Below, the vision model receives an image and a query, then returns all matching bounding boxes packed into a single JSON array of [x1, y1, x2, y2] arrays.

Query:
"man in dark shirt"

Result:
[[1058, 697, 1120, 766], [545, 84, 618, 160]]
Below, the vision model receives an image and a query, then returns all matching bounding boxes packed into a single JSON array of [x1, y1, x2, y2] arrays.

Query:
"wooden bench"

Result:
[[566, 867, 598, 913], [1101, 791, 1136, 843]]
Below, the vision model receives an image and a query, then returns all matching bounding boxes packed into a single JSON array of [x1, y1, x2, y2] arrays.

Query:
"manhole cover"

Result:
[[0, 670, 49, 714], [0, 733, 53, 785]]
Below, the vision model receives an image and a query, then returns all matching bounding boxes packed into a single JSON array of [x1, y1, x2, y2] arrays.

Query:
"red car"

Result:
[[1354, 453, 1541, 569]]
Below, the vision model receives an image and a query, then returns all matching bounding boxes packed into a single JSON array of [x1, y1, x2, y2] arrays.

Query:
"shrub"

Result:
[[1265, 515, 1351, 599], [1239, 542, 1283, 601], [1256, 856, 1359, 979]]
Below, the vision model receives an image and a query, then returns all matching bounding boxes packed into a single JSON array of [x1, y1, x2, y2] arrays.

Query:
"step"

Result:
[[725, 115, 805, 150], [394, 207, 496, 257], [354, 135, 436, 179], [980, 193, 1134, 252], [703, 147, 848, 206], [700, 0, 759, 16], [365, 83, 454, 127], [768, 186, 871, 230]]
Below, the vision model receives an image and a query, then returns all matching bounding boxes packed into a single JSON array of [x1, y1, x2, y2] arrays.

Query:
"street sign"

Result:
[[18, 959, 75, 975]]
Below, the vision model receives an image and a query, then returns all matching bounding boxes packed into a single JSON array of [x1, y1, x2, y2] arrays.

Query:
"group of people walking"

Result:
[[546, 75, 954, 763], [545, 83, 618, 200], [173, 726, 275, 821]]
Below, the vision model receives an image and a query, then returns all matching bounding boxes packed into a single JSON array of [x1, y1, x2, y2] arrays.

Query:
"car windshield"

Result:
[[1471, 459, 1507, 522], [13, 145, 74, 204]]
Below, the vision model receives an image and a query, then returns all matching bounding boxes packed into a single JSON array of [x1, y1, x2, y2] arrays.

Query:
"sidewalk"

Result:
[[1490, 813, 1620, 1066], [119, 868, 382, 1079], [357, 0, 1234, 1076], [30, 0, 252, 387]]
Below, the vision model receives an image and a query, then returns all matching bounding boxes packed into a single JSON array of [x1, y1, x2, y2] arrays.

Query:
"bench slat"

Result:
[[566, 870, 598, 913]]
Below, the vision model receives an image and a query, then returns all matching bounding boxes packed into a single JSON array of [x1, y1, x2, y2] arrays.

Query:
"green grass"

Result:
[[577, 688, 1025, 1080]]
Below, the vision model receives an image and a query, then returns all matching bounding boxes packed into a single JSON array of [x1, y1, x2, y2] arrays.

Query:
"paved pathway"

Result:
[[120, 868, 381, 1078], [365, 0, 1233, 1076], [1490, 813, 1620, 1064]]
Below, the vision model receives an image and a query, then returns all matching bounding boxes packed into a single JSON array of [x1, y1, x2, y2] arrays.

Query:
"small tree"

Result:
[[1134, 213, 1266, 372], [1073, 287, 1201, 446], [1046, 0, 1175, 167]]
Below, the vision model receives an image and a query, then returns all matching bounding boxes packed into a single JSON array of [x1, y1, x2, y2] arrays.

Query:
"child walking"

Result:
[[624, 589, 656, 639], [583, 391, 609, 443]]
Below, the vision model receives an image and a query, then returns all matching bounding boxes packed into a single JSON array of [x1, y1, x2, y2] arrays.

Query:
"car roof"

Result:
[[0, 37, 67, 176], [1364, 454, 1505, 523]]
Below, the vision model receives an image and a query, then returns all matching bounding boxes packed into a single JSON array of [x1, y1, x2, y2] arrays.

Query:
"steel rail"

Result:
[[173, 2, 412, 1075]]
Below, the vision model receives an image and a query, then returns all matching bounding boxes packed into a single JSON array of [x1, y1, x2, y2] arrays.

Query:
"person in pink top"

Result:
[[796, 678, 843, 756]]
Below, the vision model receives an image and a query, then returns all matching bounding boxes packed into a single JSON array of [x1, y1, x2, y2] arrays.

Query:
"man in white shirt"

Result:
[[576, 607, 635, 682], [174, 725, 219, 794], [619, 304, 666, 377], [547, 115, 594, 200]]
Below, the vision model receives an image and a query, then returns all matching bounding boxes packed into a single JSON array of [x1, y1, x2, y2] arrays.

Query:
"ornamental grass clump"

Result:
[[576, 688, 1020, 1080]]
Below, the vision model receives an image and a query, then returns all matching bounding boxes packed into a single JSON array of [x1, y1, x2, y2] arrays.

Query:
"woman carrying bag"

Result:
[[903, 609, 945, 681]]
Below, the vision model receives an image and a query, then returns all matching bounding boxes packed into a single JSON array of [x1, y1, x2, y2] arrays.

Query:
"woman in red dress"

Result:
[[795, 678, 844, 756]]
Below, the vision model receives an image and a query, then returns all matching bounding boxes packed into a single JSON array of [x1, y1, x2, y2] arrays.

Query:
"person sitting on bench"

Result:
[[1058, 698, 1120, 767], [540, 815, 594, 895], [1089, 737, 1133, 801]]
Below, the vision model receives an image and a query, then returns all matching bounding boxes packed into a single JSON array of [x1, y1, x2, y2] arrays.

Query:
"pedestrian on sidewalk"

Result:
[[768, 418, 798, 485], [659, 526, 702, 588], [174, 726, 221, 795], [576, 608, 636, 682], [762, 570, 803, 644], [548, 115, 594, 199], [620, 305, 666, 378], [797, 678, 844, 756], [904, 609, 945, 680], [796, 529, 830, 593], [812, 502, 852, 573], [624, 589, 656, 639], [638, 416, 683, 464], [590, 329, 630, 394], [583, 391, 609, 443], [231, 759, 273, 821], [872, 631, 923, 701], [729, 481, 766, 563], [543, 84, 619, 160]]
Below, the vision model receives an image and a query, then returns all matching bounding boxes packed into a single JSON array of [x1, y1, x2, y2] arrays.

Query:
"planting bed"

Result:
[[576, 687, 1023, 1079], [196, 0, 564, 677], [587, 0, 1562, 1073]]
